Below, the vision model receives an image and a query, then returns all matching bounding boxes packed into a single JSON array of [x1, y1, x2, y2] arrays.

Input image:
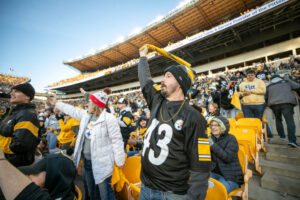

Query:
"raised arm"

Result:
[[138, 46, 153, 89]]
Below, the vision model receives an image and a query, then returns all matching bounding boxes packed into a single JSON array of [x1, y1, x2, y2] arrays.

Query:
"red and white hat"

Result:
[[89, 88, 111, 108]]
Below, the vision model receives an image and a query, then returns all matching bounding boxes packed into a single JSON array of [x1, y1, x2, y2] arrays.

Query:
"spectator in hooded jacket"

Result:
[[219, 76, 239, 118], [239, 69, 266, 121], [0, 83, 39, 167], [209, 116, 244, 193], [44, 107, 60, 151], [266, 74, 300, 148]]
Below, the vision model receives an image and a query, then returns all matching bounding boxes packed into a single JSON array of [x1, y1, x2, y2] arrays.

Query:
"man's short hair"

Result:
[[246, 69, 255, 74]]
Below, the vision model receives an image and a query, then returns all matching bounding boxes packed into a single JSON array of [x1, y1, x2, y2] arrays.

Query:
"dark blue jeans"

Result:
[[46, 132, 57, 150], [270, 104, 296, 144], [98, 176, 115, 200], [139, 183, 188, 200], [242, 104, 265, 121], [82, 159, 100, 200], [210, 173, 239, 194]]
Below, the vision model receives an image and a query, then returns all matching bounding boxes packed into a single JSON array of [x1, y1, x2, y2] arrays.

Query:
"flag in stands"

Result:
[[231, 92, 241, 110]]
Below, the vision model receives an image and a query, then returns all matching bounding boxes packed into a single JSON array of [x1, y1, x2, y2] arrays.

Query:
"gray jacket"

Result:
[[266, 77, 300, 107]]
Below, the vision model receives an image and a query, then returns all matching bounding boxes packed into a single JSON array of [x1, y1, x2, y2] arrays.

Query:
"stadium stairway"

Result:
[[248, 136, 300, 200]]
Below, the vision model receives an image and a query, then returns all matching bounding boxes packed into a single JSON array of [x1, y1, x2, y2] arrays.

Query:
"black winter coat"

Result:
[[211, 131, 244, 185], [0, 103, 40, 167]]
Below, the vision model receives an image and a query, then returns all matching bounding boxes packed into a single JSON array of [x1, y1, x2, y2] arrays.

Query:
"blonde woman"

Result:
[[47, 88, 125, 200]]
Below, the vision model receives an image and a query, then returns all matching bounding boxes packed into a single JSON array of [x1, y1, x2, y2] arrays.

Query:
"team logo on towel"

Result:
[[174, 119, 183, 131]]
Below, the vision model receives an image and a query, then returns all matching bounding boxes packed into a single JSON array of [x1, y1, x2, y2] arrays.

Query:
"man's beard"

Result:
[[161, 89, 168, 97], [161, 84, 169, 97]]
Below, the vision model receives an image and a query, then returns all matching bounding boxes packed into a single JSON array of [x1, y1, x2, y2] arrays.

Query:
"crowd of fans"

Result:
[[1, 51, 299, 199], [0, 74, 29, 93]]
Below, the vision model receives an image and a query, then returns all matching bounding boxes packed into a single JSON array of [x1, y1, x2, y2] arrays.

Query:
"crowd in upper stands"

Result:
[[0, 74, 29, 93], [48, 3, 269, 88]]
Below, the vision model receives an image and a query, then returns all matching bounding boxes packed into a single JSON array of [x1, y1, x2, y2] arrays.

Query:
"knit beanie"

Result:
[[164, 65, 194, 96], [210, 116, 230, 134], [89, 88, 111, 108], [270, 74, 281, 80], [12, 83, 35, 100]]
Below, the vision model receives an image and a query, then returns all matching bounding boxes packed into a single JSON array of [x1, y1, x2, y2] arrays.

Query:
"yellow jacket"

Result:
[[239, 78, 266, 105], [57, 118, 78, 144], [126, 127, 147, 152]]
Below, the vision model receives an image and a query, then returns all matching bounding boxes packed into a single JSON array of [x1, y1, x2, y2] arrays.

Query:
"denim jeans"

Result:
[[98, 176, 115, 200], [210, 173, 239, 194], [242, 104, 265, 121], [270, 104, 296, 143], [127, 150, 139, 158], [82, 159, 100, 200], [220, 107, 237, 118], [46, 132, 58, 150], [139, 183, 188, 200]]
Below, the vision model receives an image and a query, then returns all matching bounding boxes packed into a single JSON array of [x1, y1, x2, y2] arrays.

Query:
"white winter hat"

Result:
[[89, 88, 111, 108]]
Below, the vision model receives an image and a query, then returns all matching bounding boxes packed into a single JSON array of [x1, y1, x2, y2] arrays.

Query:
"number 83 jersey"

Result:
[[141, 81, 211, 195]]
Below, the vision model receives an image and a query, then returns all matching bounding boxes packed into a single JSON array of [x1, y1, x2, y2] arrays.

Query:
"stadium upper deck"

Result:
[[48, 0, 300, 95], [64, 0, 263, 73]]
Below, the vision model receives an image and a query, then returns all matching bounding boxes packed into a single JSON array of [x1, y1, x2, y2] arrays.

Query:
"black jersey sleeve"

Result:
[[184, 110, 211, 171], [184, 110, 211, 199], [121, 111, 134, 126]]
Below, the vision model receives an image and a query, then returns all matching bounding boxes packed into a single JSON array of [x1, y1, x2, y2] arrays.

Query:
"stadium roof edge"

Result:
[[63, 0, 200, 67]]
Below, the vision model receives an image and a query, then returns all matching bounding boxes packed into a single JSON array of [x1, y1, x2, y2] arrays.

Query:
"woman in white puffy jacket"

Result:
[[48, 89, 125, 200]]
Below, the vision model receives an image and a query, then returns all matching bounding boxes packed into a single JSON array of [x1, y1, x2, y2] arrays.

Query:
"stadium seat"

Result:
[[228, 145, 252, 200], [117, 156, 141, 200], [262, 114, 268, 142], [205, 178, 228, 200], [229, 128, 261, 174], [75, 185, 82, 200], [227, 118, 237, 128], [236, 118, 266, 152]]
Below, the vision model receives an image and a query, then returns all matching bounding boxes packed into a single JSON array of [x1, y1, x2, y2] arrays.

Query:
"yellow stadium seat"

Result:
[[118, 156, 141, 200], [75, 185, 82, 200], [227, 118, 237, 128], [205, 178, 228, 200], [229, 128, 261, 174], [228, 145, 252, 200], [236, 118, 266, 152]]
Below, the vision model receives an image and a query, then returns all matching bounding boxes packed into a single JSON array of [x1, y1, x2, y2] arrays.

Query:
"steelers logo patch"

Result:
[[174, 119, 184, 131]]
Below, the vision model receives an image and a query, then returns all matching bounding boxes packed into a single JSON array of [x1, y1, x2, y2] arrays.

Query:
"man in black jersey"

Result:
[[138, 46, 211, 200], [117, 98, 136, 148]]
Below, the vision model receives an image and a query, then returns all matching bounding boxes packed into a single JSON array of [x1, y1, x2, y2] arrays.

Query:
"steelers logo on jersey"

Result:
[[174, 119, 184, 131]]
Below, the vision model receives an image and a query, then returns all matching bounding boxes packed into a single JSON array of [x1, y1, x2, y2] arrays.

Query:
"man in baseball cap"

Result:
[[0, 82, 39, 167]]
